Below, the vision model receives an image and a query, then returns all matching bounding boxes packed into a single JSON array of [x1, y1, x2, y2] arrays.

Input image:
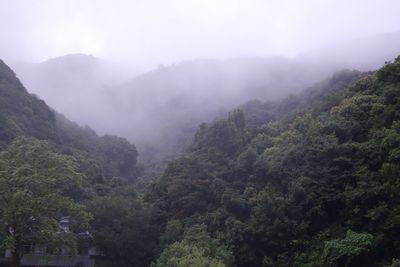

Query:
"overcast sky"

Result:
[[0, 0, 399, 67]]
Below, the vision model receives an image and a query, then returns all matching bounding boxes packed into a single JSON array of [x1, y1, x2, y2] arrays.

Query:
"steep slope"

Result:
[[0, 58, 139, 182], [0, 59, 58, 145], [149, 56, 400, 266]]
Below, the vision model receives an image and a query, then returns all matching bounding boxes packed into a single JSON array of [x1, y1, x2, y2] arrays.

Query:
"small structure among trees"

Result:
[[2, 216, 99, 267]]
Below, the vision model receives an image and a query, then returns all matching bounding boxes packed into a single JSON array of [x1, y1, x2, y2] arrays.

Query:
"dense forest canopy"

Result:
[[1, 52, 400, 266], [147, 56, 400, 266]]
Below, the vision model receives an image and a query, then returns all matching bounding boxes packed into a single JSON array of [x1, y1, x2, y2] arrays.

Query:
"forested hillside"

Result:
[[1, 56, 400, 267], [0, 58, 147, 267], [147, 56, 400, 266], [0, 59, 59, 144], [0, 59, 139, 182]]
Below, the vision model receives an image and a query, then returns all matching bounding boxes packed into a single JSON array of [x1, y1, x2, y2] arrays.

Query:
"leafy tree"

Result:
[[86, 193, 160, 267], [154, 224, 234, 267], [159, 219, 184, 247], [153, 243, 225, 267], [322, 230, 374, 266], [158, 157, 214, 218], [0, 137, 91, 267]]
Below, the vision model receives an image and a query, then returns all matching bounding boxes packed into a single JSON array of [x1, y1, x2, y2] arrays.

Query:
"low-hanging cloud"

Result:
[[0, 0, 399, 68]]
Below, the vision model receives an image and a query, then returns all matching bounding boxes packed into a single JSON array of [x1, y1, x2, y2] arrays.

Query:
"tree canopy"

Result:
[[0, 137, 91, 267]]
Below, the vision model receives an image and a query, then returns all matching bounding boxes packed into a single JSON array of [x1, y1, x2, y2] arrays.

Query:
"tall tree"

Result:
[[0, 137, 91, 267]]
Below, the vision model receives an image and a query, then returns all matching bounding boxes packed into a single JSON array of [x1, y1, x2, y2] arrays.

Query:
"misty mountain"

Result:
[[12, 54, 325, 136], [110, 56, 328, 167], [11, 31, 400, 173], [11, 54, 330, 172], [10, 54, 133, 129]]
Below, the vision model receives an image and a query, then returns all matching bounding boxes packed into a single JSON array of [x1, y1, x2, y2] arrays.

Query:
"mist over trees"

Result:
[[0, 1, 400, 266], [2, 46, 400, 267], [10, 31, 400, 172]]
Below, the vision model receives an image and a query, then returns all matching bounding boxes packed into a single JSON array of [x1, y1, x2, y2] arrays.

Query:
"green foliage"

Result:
[[86, 193, 160, 267], [0, 59, 139, 184], [377, 57, 400, 84], [157, 156, 214, 218], [0, 59, 143, 266], [154, 224, 234, 267], [160, 220, 184, 246], [191, 109, 247, 158], [322, 230, 374, 266], [0, 137, 91, 265], [55, 114, 140, 182], [0, 60, 58, 144], [151, 57, 400, 266], [154, 244, 226, 267]]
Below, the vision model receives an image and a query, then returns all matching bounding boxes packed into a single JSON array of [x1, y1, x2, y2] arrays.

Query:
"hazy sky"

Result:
[[0, 0, 399, 66]]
